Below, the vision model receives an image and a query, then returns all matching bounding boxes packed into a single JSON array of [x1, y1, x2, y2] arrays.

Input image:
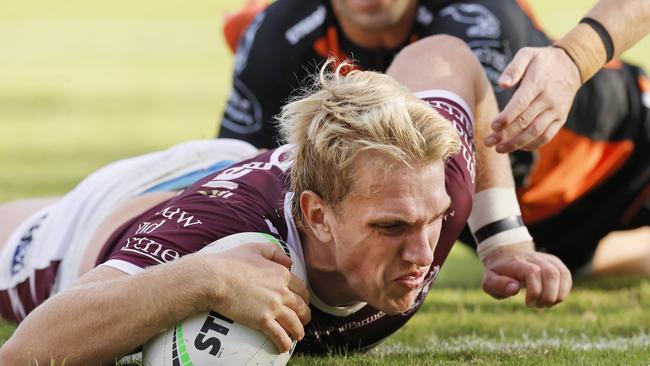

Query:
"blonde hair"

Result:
[[278, 60, 461, 219]]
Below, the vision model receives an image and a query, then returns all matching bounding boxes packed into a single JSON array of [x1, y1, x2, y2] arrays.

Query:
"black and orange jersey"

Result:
[[220, 0, 549, 148], [219, 0, 649, 230]]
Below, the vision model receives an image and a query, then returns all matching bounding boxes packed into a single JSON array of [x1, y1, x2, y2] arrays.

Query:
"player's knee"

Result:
[[391, 35, 482, 81], [398, 35, 474, 63]]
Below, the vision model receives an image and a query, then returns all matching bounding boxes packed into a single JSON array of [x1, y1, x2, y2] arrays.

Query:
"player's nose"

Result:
[[401, 229, 434, 266]]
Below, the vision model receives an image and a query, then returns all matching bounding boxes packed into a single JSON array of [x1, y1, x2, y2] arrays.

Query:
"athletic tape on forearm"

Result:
[[580, 17, 614, 62], [468, 187, 533, 263], [553, 22, 609, 83]]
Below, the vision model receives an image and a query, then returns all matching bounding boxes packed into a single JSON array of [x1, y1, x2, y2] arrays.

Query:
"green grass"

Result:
[[1, 0, 649, 365]]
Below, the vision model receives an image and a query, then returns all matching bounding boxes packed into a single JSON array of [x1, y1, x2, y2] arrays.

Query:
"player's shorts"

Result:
[[461, 63, 650, 274], [0, 139, 258, 322]]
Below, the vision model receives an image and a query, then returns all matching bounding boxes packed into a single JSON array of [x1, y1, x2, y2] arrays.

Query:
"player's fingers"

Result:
[[498, 47, 536, 88], [535, 258, 561, 307], [521, 262, 543, 308], [285, 273, 311, 324], [256, 243, 293, 268], [488, 83, 539, 140], [275, 306, 306, 342], [495, 108, 554, 153], [285, 279, 311, 325], [520, 119, 564, 151], [288, 273, 310, 304], [540, 253, 573, 304], [482, 270, 521, 299], [494, 92, 550, 141], [261, 317, 295, 353]]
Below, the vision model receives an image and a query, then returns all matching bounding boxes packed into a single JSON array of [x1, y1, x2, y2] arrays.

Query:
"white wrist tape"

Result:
[[468, 187, 533, 263]]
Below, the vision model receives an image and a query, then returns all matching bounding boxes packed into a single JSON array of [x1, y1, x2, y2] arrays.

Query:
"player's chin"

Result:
[[375, 290, 419, 315]]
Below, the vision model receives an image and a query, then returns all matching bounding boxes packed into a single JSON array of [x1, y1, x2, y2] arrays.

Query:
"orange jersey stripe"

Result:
[[223, 3, 269, 53], [515, 0, 544, 32], [518, 128, 634, 223], [638, 74, 650, 92], [313, 26, 361, 74]]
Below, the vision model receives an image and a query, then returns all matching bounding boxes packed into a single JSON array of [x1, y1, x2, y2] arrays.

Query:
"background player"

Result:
[[219, 0, 650, 276]]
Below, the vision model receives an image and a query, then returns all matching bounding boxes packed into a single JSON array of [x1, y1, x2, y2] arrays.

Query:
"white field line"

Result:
[[123, 334, 650, 364], [373, 333, 650, 354]]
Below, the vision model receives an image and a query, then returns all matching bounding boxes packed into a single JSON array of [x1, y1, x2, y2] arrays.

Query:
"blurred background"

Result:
[[1, 0, 648, 202], [1, 2, 650, 359]]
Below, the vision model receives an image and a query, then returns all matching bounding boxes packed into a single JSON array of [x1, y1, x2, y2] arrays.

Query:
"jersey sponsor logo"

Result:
[[439, 4, 501, 39], [221, 77, 264, 134], [156, 206, 203, 228], [416, 6, 434, 25], [234, 12, 266, 75], [308, 311, 387, 340], [134, 219, 166, 235], [285, 5, 326, 45], [120, 236, 180, 264], [467, 39, 512, 88], [468, 39, 511, 88], [197, 189, 235, 199], [200, 145, 294, 199], [442, 209, 455, 222]]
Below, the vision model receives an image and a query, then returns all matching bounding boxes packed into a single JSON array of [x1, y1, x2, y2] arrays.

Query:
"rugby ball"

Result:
[[142, 232, 307, 366]]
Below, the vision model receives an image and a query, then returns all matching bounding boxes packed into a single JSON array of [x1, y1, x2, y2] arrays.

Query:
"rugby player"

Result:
[[219, 0, 650, 276], [0, 38, 571, 365]]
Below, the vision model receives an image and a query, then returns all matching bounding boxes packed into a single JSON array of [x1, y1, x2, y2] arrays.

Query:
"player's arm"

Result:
[[388, 35, 571, 308], [468, 38, 573, 308], [487, 0, 650, 152], [0, 244, 309, 365]]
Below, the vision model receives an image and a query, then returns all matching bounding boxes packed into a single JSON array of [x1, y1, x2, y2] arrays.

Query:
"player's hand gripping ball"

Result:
[[143, 232, 307, 366]]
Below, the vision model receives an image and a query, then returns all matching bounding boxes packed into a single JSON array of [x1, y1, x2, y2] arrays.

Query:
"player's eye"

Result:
[[373, 222, 406, 235]]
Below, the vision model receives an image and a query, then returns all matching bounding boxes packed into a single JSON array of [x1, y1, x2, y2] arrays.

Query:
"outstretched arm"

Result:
[[387, 35, 572, 308], [487, 0, 650, 153], [469, 39, 572, 308], [0, 244, 309, 365]]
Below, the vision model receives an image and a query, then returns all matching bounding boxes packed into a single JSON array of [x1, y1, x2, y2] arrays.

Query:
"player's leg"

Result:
[[387, 34, 514, 193], [0, 198, 59, 254], [589, 67, 650, 276], [590, 227, 650, 276], [387, 35, 480, 115]]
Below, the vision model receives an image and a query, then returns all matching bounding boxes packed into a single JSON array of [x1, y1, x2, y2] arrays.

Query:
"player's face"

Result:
[[331, 0, 417, 31], [328, 153, 449, 314]]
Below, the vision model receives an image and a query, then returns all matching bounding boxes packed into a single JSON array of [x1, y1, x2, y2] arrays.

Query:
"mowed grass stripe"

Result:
[[375, 333, 650, 354]]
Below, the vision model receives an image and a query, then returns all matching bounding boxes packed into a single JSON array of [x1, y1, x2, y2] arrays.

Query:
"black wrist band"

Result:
[[580, 17, 615, 62], [472, 215, 525, 243]]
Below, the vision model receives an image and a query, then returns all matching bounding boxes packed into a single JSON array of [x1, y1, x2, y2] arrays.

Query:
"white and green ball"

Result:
[[143, 232, 306, 366]]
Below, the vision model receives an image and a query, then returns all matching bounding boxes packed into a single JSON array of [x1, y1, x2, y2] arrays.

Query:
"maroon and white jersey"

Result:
[[97, 91, 475, 354]]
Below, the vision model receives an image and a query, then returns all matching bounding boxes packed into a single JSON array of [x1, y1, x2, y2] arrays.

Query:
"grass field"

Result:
[[1, 0, 649, 364]]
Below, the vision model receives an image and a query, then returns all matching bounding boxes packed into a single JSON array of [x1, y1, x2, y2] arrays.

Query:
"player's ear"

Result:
[[299, 190, 334, 243]]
